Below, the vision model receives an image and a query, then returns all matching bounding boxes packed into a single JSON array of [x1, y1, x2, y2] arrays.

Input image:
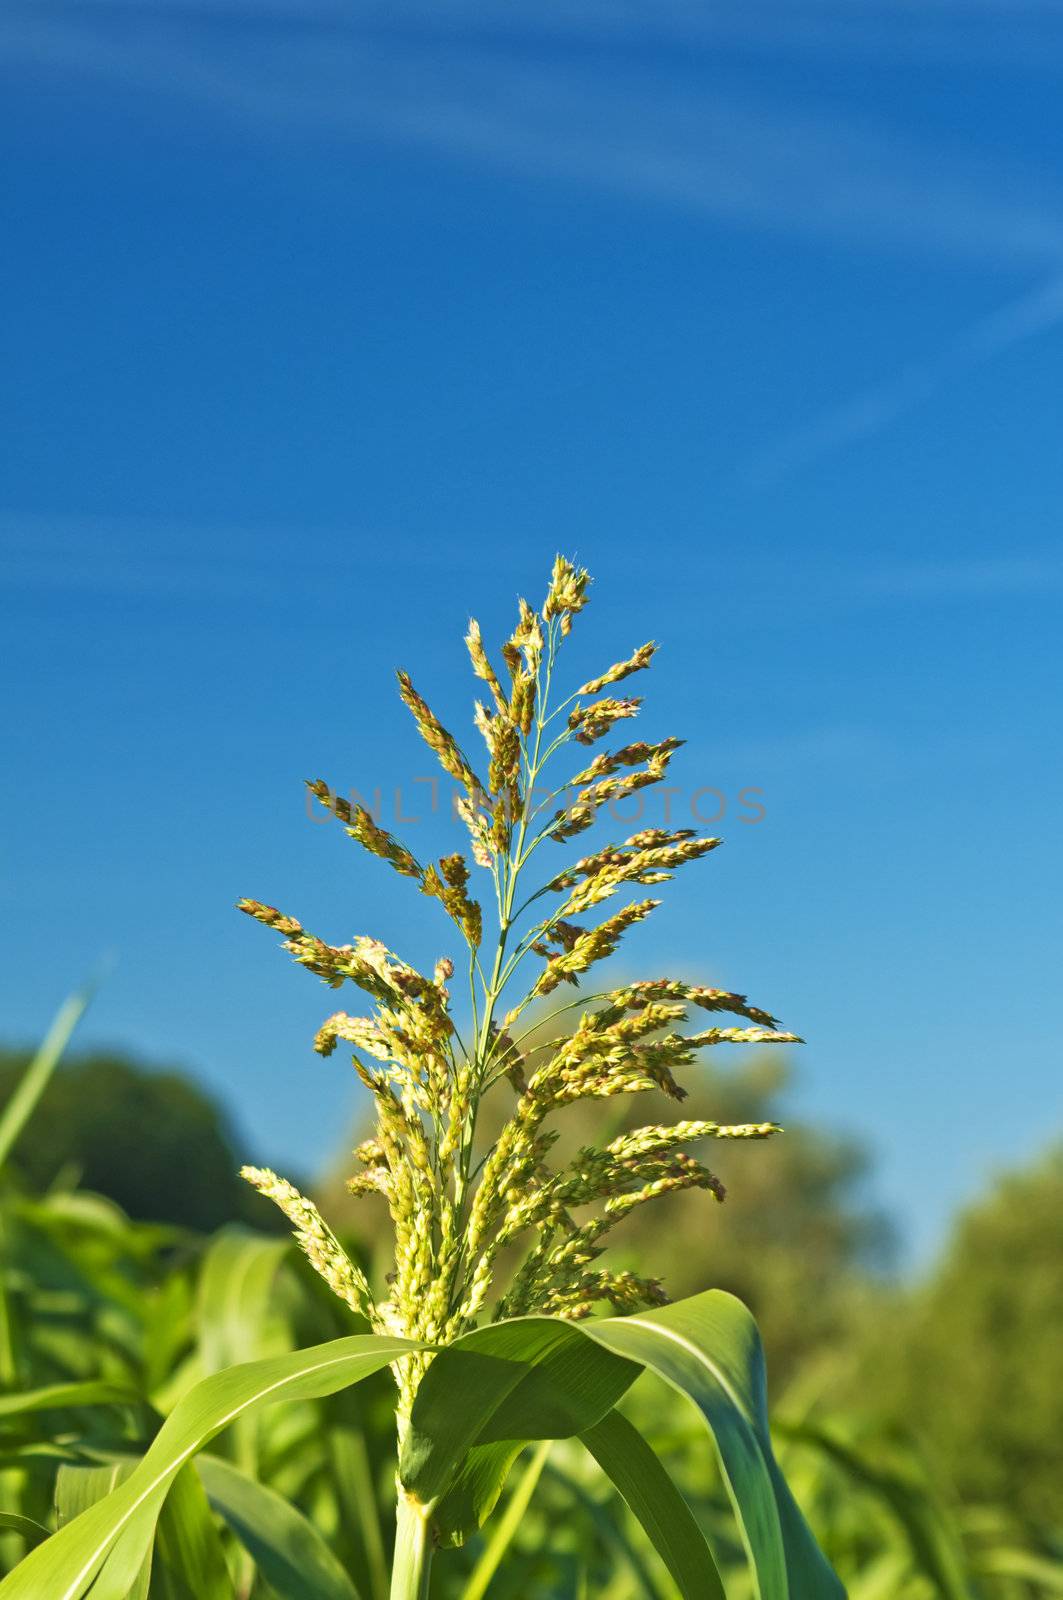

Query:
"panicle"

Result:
[[236, 898, 302, 937], [476, 702, 522, 810], [547, 738, 684, 841], [422, 853, 483, 948], [543, 555, 590, 634], [241, 1166, 377, 1323], [568, 696, 642, 746], [238, 555, 799, 1373], [306, 780, 422, 879], [549, 827, 721, 914], [456, 793, 495, 867], [612, 977, 783, 1030], [531, 899, 660, 997], [578, 641, 657, 696], [568, 738, 683, 787], [465, 618, 509, 713], [510, 598, 545, 670], [397, 670, 484, 797]]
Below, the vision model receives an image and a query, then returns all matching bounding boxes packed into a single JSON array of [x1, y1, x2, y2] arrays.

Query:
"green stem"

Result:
[[453, 621, 560, 1217], [390, 1491, 433, 1600]]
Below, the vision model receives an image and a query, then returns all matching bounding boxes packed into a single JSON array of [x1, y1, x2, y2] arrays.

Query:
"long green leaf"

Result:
[[151, 1463, 235, 1600], [978, 1548, 1063, 1592], [55, 1460, 151, 1600], [329, 1422, 389, 1600], [541, 1459, 663, 1600], [195, 1217, 290, 1592], [580, 1410, 726, 1600], [198, 1452, 363, 1600], [0, 1381, 138, 1420], [0, 986, 94, 1170], [404, 1291, 840, 1599], [55, 1460, 138, 1527], [0, 1334, 413, 1600], [584, 1293, 844, 1600], [432, 1441, 528, 1547]]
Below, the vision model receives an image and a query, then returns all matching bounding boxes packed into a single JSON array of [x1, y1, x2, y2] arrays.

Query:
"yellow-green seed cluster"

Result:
[[238, 558, 797, 1418]]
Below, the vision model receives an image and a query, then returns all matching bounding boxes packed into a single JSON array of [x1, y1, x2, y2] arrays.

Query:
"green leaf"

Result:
[[0, 1334, 413, 1600], [459, 1442, 552, 1600], [55, 1460, 138, 1527], [432, 1441, 528, 1547], [584, 1292, 843, 1600], [328, 1421, 389, 1600], [400, 1316, 640, 1509], [0, 1380, 139, 1421], [196, 1229, 289, 1375], [55, 1460, 151, 1600], [580, 1410, 726, 1600], [0, 986, 94, 1171], [405, 1292, 838, 1597], [541, 1459, 663, 1600], [150, 1464, 235, 1600], [198, 1452, 363, 1600], [978, 1548, 1063, 1592], [0, 1515, 49, 1551]]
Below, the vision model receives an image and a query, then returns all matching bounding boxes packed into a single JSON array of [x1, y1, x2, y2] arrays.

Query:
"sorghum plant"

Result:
[[3, 560, 842, 1600], [236, 558, 825, 1596], [241, 558, 792, 1385]]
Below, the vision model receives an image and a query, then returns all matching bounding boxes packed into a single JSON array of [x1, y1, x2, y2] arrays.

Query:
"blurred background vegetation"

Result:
[[1, 1010, 1060, 1596]]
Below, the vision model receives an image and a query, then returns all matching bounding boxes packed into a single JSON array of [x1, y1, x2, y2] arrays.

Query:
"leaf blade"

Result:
[[0, 1381, 138, 1421], [580, 1409, 726, 1600], [400, 1316, 639, 1511], [584, 1292, 843, 1600], [0, 986, 94, 1170], [197, 1452, 364, 1600], [0, 1334, 413, 1600]]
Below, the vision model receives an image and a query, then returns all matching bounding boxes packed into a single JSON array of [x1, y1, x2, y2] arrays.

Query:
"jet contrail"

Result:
[[747, 272, 1063, 484]]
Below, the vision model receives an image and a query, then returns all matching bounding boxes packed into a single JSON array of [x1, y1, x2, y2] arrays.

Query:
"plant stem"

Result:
[[452, 619, 561, 1220], [390, 1491, 433, 1600]]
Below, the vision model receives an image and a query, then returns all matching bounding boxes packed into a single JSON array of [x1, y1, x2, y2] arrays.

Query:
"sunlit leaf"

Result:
[[581, 1410, 725, 1600], [0, 987, 94, 1171], [198, 1452, 363, 1600], [0, 1334, 413, 1600]]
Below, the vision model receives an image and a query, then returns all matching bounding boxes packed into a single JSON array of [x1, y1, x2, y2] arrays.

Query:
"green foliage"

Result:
[[859, 1143, 1063, 1533], [0, 1120, 1059, 1597]]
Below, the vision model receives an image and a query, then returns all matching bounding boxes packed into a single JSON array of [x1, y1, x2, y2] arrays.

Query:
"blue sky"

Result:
[[2, 0, 1061, 1265]]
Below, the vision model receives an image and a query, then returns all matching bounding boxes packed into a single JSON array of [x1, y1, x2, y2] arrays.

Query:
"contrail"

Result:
[[747, 272, 1063, 484]]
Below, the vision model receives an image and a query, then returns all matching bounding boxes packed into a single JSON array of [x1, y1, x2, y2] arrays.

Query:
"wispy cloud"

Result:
[[7, 1, 1063, 486], [0, 510, 530, 602], [831, 554, 1063, 600], [747, 273, 1063, 482], [3, 11, 1063, 271]]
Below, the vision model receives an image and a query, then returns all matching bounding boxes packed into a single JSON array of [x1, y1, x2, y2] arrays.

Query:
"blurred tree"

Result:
[[321, 1047, 893, 1392], [0, 1047, 284, 1233], [859, 1143, 1063, 1533]]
